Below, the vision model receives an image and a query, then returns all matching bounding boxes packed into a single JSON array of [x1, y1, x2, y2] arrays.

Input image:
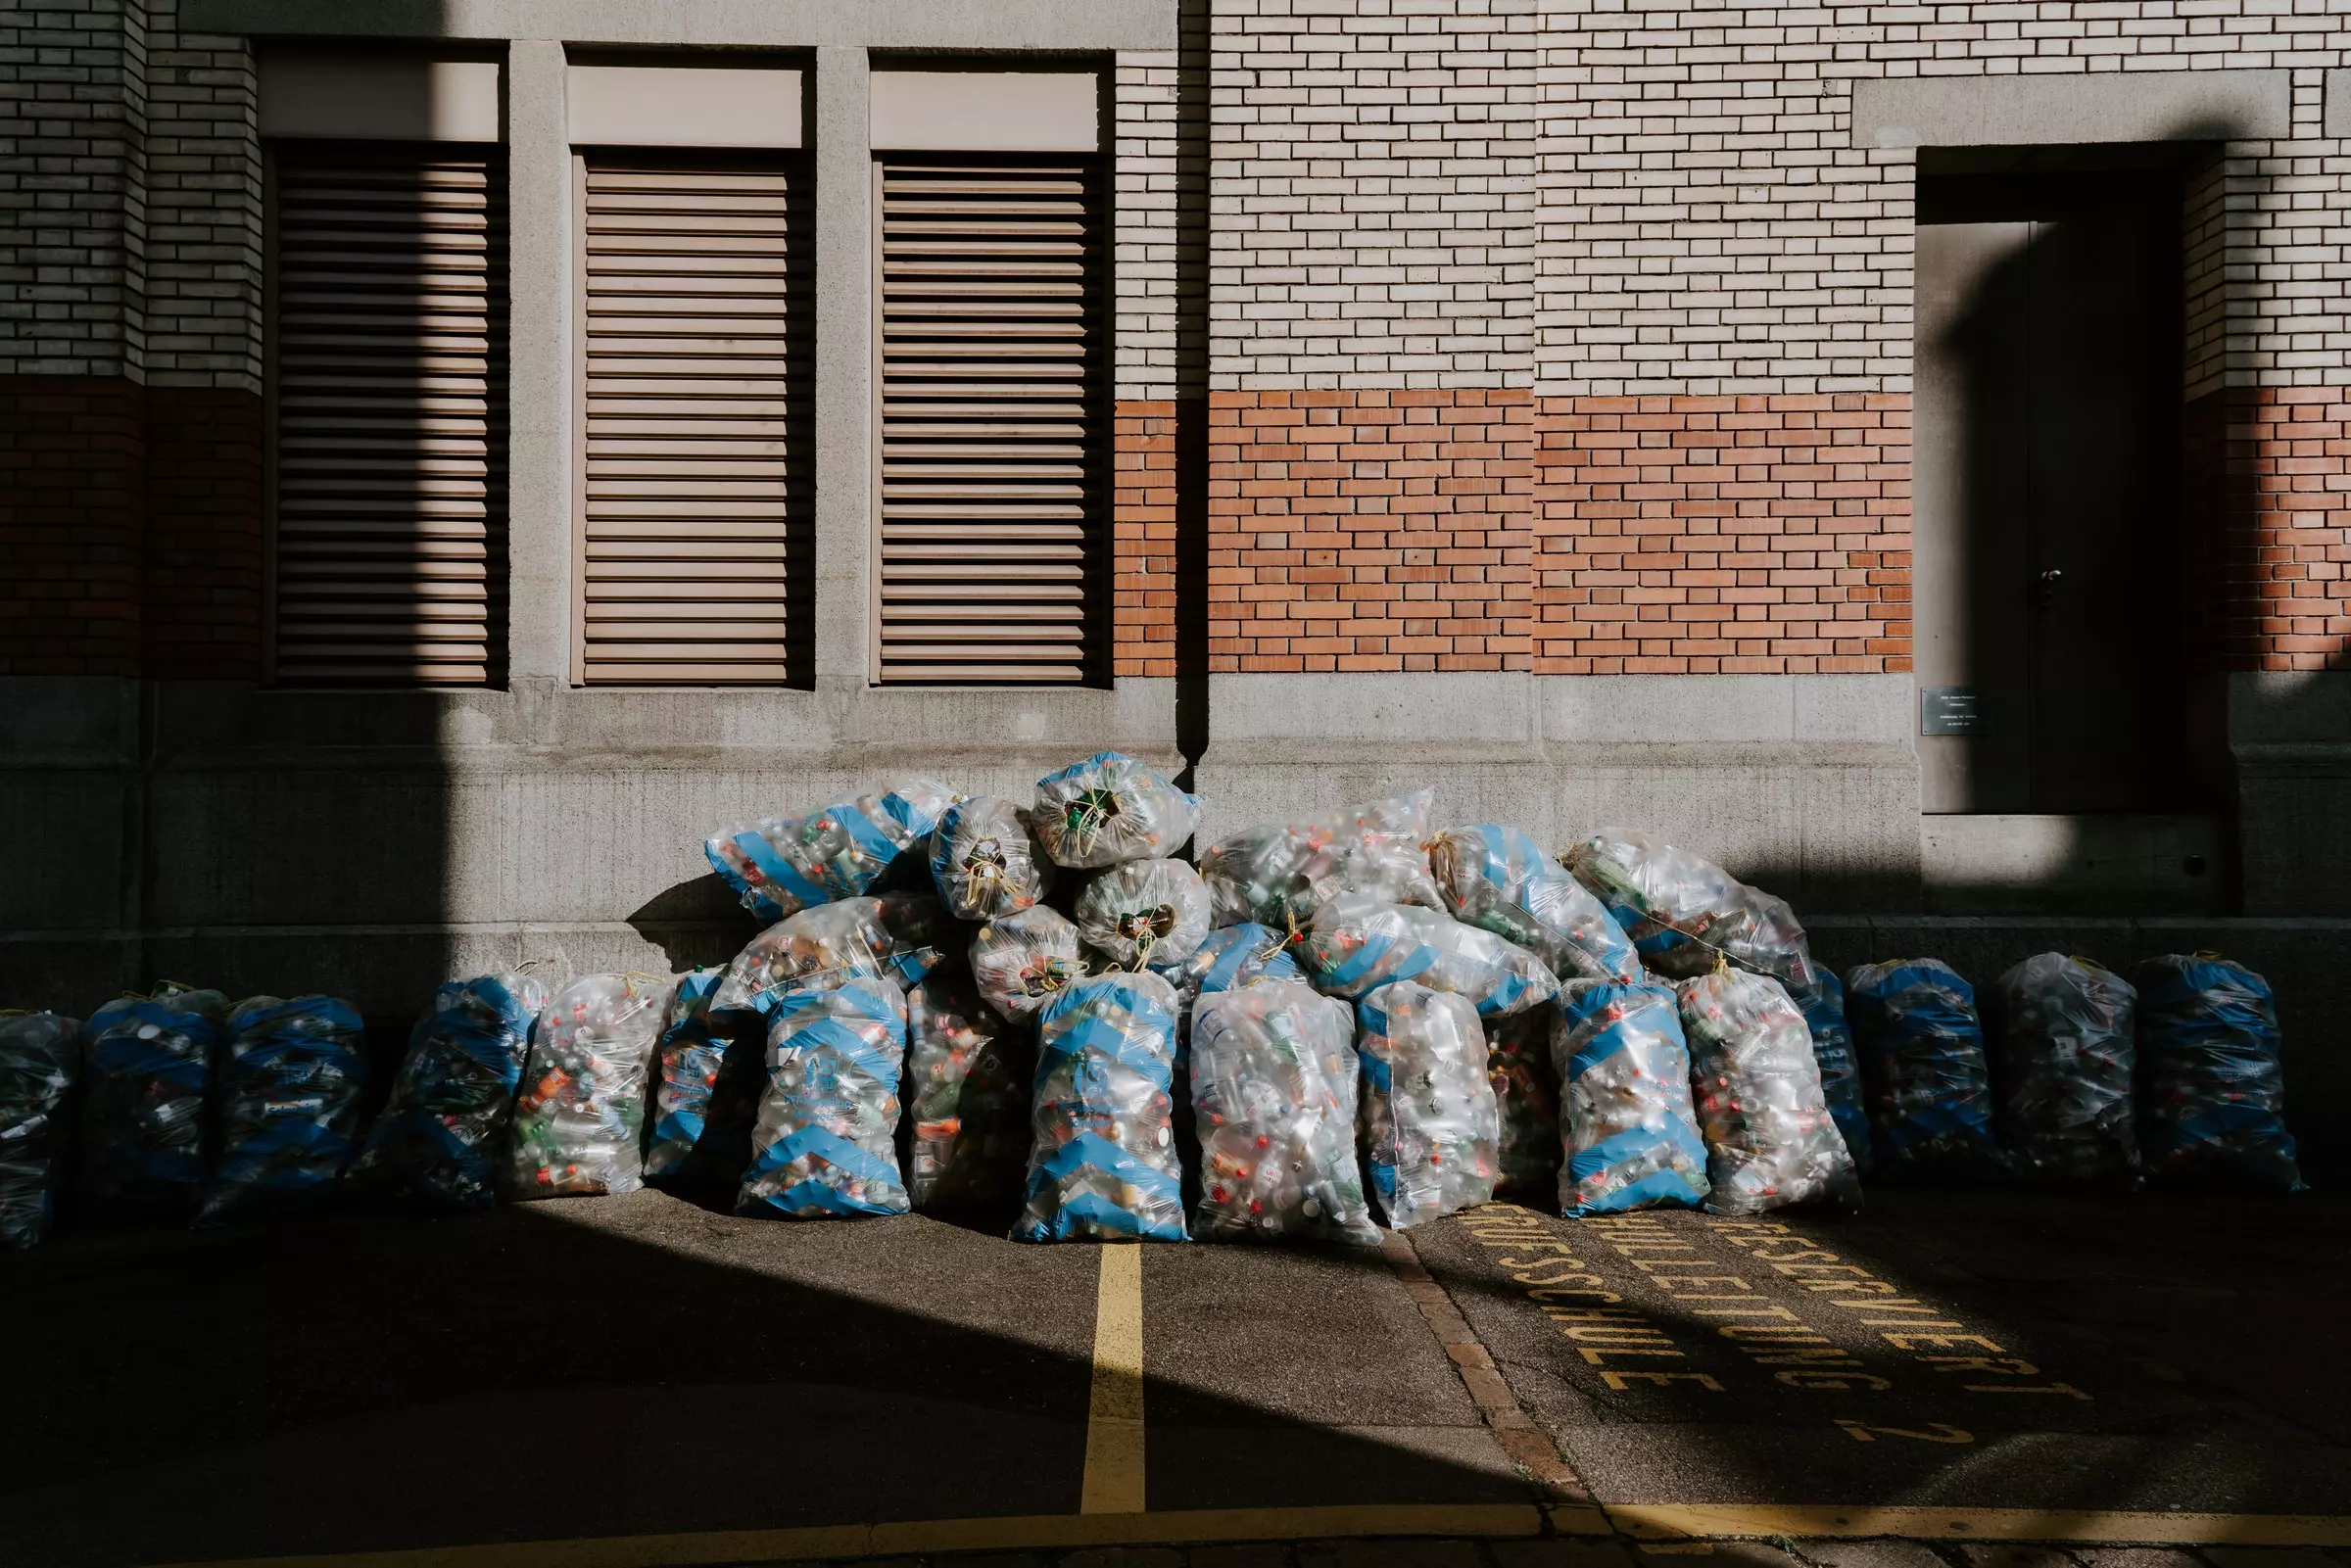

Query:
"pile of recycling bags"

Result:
[[0, 754, 2309, 1253]]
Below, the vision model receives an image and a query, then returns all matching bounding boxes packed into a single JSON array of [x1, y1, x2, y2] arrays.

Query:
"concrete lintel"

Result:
[[183, 0, 1178, 51], [1850, 70, 2290, 150]]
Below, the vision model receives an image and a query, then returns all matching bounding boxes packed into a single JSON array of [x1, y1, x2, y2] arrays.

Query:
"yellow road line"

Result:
[[1596, 1503, 2351, 1547], [1080, 1241, 1148, 1514], [143, 1500, 2351, 1567], [148, 1503, 1548, 1568]]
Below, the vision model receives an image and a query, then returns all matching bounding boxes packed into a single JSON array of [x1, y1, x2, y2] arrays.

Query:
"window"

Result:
[[577, 154, 813, 684], [268, 145, 508, 686], [874, 154, 1109, 684]]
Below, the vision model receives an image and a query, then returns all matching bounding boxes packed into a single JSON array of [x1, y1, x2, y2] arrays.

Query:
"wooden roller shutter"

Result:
[[580, 156, 812, 684], [270, 147, 507, 686], [876, 157, 1108, 685]]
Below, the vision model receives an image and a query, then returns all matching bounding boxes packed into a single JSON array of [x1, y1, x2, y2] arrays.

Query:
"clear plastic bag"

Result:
[[738, 974, 910, 1218], [704, 779, 964, 923], [1190, 980, 1378, 1245], [972, 904, 1088, 1022], [1563, 829, 1817, 988], [1553, 978, 1709, 1216], [1356, 979, 1500, 1228], [1032, 751, 1200, 869], [1484, 1003, 1562, 1198], [713, 895, 941, 1020], [79, 985, 227, 1219], [905, 968, 1036, 1213], [1678, 968, 1858, 1214], [1429, 825, 1643, 984], [1015, 972, 1187, 1242], [1075, 857, 1213, 971], [1845, 958, 2007, 1182], [198, 995, 371, 1224], [506, 974, 670, 1200], [1153, 924, 1305, 1006], [1303, 894, 1559, 1019], [1790, 969, 1872, 1174], [2134, 953, 2303, 1192], [1991, 953, 2140, 1188], [871, 892, 955, 989], [0, 1012, 81, 1250], [645, 970, 762, 1188], [1199, 790, 1443, 931], [350, 972, 547, 1210], [930, 795, 1053, 921]]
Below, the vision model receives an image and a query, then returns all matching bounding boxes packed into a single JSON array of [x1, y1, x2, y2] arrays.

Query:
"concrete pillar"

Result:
[[813, 46, 871, 689], [504, 38, 572, 685]]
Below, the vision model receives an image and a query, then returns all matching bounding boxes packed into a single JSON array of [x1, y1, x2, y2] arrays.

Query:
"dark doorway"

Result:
[[1914, 159, 2193, 815]]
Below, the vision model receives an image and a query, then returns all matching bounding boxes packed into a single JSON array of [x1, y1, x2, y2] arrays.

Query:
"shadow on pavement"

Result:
[[0, 1190, 1518, 1568]]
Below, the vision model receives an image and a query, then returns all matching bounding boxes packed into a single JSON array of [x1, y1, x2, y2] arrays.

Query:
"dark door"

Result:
[[1913, 168, 2186, 814]]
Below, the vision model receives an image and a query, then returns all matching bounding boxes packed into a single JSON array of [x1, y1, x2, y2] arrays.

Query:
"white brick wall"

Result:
[[142, 0, 262, 390], [0, 0, 147, 378], [1531, 4, 1914, 398], [1118, 47, 1184, 401], [0, 0, 257, 386], [1210, 0, 1540, 390]]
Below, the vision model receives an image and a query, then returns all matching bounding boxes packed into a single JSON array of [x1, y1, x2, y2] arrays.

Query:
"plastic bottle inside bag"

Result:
[[1198, 790, 1443, 931], [1429, 825, 1643, 984], [1190, 979, 1379, 1245], [1015, 971, 1187, 1242], [703, 779, 964, 923], [1032, 751, 1200, 869], [1075, 857, 1214, 971], [1562, 829, 1817, 989], [506, 974, 671, 1200], [1552, 977, 1709, 1216], [1304, 894, 1559, 1019], [739, 974, 911, 1218], [1991, 953, 2140, 1188], [78, 984, 228, 1220], [905, 967, 1037, 1214], [972, 904, 1088, 1022], [1483, 1001, 1563, 1198], [0, 1012, 81, 1249], [1355, 979, 1500, 1228], [351, 972, 548, 1210], [1845, 958, 2007, 1183], [930, 795, 1054, 921], [2133, 952, 2302, 1192], [1677, 967, 1858, 1214], [199, 995, 371, 1224]]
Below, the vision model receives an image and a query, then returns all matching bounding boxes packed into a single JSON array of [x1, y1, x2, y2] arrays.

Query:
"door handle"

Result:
[[2038, 567, 2063, 602]]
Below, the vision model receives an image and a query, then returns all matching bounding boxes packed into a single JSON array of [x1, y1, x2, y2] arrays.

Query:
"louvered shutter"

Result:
[[876, 158, 1107, 685], [271, 148, 507, 686], [581, 158, 811, 684]]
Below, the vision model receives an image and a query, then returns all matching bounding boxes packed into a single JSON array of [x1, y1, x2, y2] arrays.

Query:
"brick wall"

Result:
[[1208, 388, 1532, 673], [1211, 0, 1536, 390], [1116, 401, 1180, 678], [1532, 394, 1912, 676], [0, 376, 146, 676], [144, 385, 264, 678], [2186, 386, 2351, 674]]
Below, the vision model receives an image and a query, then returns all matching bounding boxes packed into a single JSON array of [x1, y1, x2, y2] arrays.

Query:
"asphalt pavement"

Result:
[[4, 1187, 2346, 1568]]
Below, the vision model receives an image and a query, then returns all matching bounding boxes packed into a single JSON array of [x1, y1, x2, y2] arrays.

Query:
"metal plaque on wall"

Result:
[[1920, 687, 1987, 736]]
